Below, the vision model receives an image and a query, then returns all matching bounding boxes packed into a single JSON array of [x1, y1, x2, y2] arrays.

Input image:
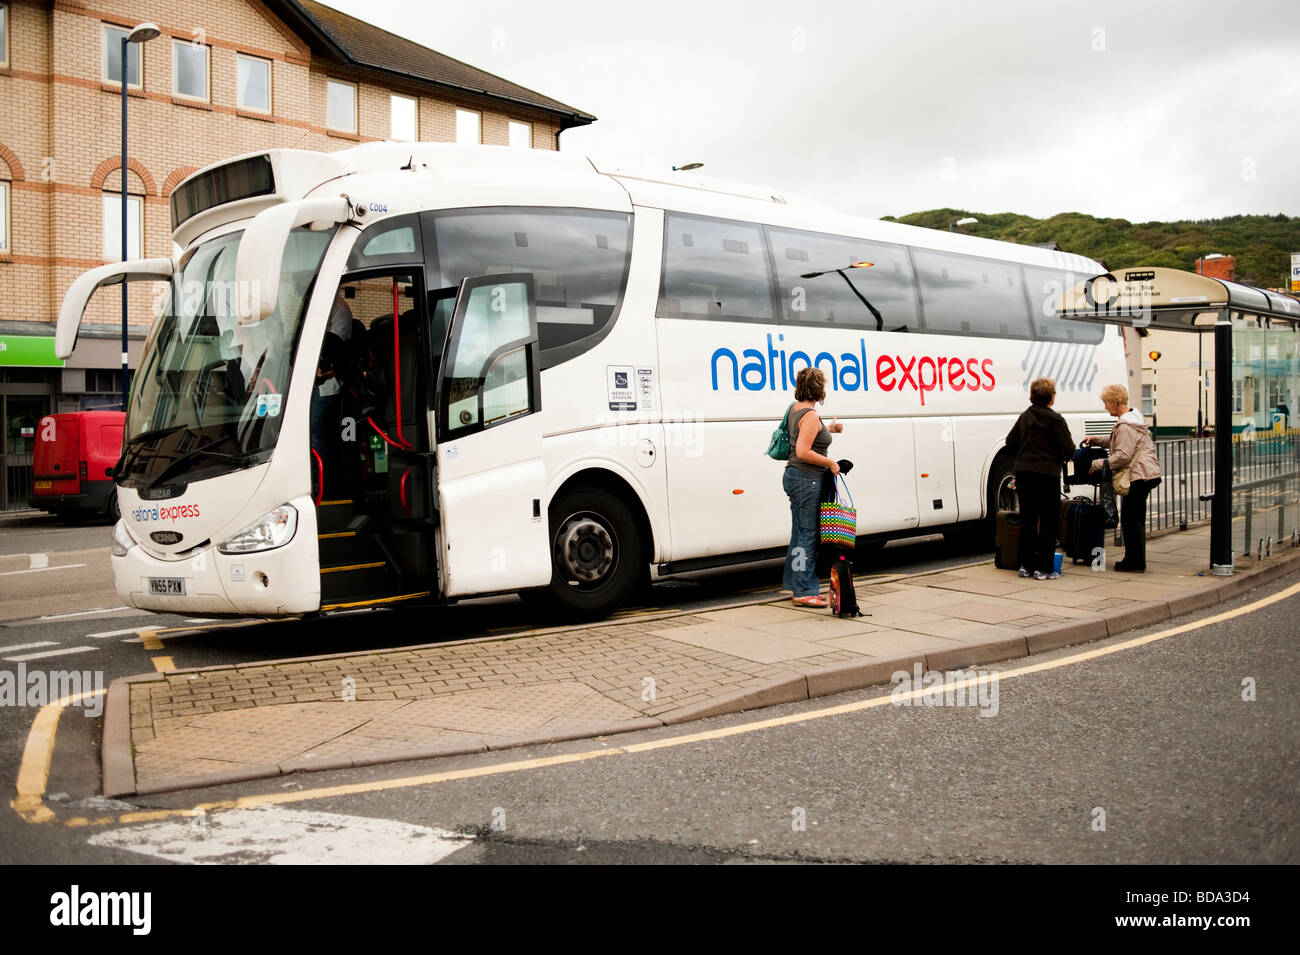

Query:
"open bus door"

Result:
[[434, 274, 550, 597], [316, 268, 441, 608]]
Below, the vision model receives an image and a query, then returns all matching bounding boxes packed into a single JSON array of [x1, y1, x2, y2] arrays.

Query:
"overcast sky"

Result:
[[326, 0, 1300, 223]]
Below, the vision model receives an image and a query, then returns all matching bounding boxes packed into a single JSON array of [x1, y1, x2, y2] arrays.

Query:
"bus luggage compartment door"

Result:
[[435, 274, 549, 597]]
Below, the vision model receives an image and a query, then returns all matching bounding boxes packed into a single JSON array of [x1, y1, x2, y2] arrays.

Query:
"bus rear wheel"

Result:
[[545, 486, 644, 619]]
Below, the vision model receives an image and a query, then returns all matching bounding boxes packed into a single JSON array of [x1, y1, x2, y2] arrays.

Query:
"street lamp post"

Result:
[[120, 22, 160, 412]]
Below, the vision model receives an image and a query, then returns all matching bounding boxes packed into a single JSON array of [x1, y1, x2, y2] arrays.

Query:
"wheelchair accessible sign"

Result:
[[607, 366, 654, 412]]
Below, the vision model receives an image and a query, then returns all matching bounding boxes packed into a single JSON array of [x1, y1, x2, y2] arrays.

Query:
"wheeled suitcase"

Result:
[[828, 552, 864, 618], [994, 509, 1021, 569], [1063, 488, 1106, 565]]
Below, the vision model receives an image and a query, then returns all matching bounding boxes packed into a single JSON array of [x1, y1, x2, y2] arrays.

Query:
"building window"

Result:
[[102, 25, 142, 88], [327, 79, 357, 132], [237, 54, 271, 112], [390, 94, 417, 142], [1232, 379, 1243, 415], [173, 39, 209, 100], [455, 109, 481, 144], [102, 193, 142, 259], [1, 5, 9, 70], [0, 180, 9, 252], [1141, 383, 1154, 416], [508, 121, 531, 149]]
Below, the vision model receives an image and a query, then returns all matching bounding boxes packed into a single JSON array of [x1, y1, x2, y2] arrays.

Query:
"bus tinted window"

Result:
[[768, 227, 920, 332], [658, 214, 774, 323], [913, 250, 1033, 340], [1023, 266, 1105, 343], [426, 208, 632, 364]]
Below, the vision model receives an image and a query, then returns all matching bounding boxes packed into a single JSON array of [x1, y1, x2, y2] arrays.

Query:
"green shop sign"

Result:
[[0, 335, 65, 368]]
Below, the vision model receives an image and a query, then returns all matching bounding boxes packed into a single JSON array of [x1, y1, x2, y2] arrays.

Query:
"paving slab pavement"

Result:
[[101, 524, 1300, 797]]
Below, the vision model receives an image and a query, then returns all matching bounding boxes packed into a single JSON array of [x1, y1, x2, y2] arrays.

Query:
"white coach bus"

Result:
[[56, 144, 1123, 619]]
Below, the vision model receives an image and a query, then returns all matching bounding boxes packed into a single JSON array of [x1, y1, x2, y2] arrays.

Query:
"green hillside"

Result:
[[881, 209, 1300, 289]]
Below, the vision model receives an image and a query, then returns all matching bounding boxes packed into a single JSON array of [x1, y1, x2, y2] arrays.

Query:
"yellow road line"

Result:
[[19, 579, 1300, 829], [317, 531, 356, 539], [10, 687, 105, 824], [151, 657, 175, 673], [141, 632, 164, 651]]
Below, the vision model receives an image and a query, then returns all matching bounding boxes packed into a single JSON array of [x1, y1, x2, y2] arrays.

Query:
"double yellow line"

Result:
[[11, 580, 1300, 829]]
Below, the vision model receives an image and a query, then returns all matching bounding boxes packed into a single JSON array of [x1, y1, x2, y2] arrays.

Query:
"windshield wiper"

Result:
[[113, 425, 188, 481], [146, 434, 255, 489]]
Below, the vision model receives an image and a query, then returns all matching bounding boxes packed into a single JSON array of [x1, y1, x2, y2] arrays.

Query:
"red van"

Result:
[[29, 411, 125, 521]]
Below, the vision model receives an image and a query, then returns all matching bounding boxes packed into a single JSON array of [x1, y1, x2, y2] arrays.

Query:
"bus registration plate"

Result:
[[148, 577, 185, 596], [35, 481, 52, 490]]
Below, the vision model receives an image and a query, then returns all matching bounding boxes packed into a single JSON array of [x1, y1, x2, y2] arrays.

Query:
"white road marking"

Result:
[[87, 806, 473, 865], [29, 553, 49, 569], [40, 607, 134, 620], [183, 618, 218, 624], [0, 642, 58, 654], [5, 646, 98, 662], [87, 626, 160, 639], [0, 563, 87, 578]]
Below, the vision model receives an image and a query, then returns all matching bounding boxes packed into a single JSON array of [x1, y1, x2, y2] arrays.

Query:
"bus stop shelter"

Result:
[[1058, 267, 1300, 575]]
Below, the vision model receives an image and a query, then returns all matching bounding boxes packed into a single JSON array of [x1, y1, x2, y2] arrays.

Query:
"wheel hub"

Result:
[[555, 516, 615, 583]]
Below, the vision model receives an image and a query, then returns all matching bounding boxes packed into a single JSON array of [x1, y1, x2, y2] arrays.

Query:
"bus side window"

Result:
[[913, 249, 1033, 340], [657, 213, 775, 323], [1024, 266, 1104, 343]]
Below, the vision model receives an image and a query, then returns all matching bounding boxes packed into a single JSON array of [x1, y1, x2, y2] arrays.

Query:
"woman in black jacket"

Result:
[[1005, 377, 1075, 579]]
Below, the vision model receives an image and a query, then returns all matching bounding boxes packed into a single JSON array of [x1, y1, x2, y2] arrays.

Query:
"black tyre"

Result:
[[545, 485, 647, 619], [106, 490, 121, 523]]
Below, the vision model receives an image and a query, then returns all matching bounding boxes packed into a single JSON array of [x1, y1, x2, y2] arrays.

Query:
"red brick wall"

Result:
[[0, 0, 565, 331]]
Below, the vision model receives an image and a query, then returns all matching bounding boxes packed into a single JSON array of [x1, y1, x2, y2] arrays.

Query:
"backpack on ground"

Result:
[[828, 552, 864, 618]]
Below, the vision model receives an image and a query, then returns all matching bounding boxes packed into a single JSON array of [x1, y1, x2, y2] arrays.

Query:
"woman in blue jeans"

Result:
[[783, 367, 843, 607]]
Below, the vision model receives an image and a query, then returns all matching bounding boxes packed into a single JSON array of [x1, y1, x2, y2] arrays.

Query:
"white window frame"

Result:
[[101, 24, 142, 90], [327, 78, 357, 133], [236, 53, 272, 113], [172, 38, 210, 101], [0, 180, 10, 253], [1, 4, 10, 71], [455, 108, 481, 145], [102, 192, 143, 260], [508, 120, 531, 149], [390, 94, 417, 142], [1232, 379, 1243, 415]]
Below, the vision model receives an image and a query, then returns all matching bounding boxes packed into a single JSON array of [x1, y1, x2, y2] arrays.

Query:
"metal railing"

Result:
[[3, 454, 35, 511], [1144, 430, 1300, 536]]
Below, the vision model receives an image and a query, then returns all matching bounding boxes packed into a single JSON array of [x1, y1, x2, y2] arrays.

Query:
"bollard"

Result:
[[1257, 538, 1264, 560]]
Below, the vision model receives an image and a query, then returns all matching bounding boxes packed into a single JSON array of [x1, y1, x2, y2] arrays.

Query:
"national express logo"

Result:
[[131, 504, 201, 524], [709, 333, 995, 406]]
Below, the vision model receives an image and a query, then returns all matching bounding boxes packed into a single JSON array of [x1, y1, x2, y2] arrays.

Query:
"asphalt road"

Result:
[[3, 563, 1297, 869]]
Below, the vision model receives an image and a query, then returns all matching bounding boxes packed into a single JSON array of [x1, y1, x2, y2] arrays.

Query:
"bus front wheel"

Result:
[[545, 486, 645, 619]]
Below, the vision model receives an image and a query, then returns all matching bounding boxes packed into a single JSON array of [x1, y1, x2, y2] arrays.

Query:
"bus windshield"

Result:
[[118, 225, 336, 489]]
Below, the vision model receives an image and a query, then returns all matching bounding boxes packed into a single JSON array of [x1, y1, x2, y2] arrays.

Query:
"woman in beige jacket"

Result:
[[1085, 384, 1162, 572]]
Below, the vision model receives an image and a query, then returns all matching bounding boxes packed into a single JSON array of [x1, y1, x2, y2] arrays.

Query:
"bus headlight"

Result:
[[218, 504, 298, 554], [111, 520, 135, 557]]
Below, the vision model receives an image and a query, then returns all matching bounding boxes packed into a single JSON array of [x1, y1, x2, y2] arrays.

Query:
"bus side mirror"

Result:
[[233, 195, 353, 325], [56, 258, 175, 359]]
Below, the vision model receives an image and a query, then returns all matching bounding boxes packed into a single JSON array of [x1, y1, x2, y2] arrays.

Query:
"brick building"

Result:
[[0, 0, 593, 507]]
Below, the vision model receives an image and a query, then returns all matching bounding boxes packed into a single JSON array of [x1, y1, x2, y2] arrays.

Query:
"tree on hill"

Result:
[[881, 210, 1300, 287]]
